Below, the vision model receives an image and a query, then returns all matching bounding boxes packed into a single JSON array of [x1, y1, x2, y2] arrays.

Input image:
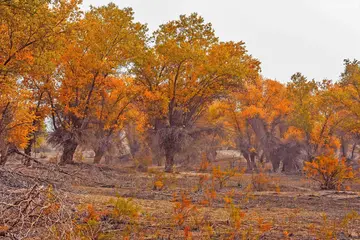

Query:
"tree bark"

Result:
[[104, 155, 113, 164], [241, 151, 252, 172], [0, 146, 8, 166], [165, 149, 175, 173], [206, 150, 217, 162], [59, 139, 78, 165], [24, 137, 35, 156], [250, 152, 257, 170], [93, 148, 105, 164], [0, 155, 7, 166], [340, 137, 349, 159]]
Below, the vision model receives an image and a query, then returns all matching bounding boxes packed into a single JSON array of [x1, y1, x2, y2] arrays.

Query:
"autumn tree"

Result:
[[0, 0, 80, 164], [206, 100, 259, 171], [333, 59, 360, 162], [304, 151, 355, 190], [229, 77, 298, 172], [48, 4, 146, 164], [133, 13, 260, 172], [286, 74, 348, 163], [90, 77, 146, 164]]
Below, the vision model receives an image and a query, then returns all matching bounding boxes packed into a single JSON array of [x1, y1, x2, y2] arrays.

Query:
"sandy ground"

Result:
[[1, 157, 359, 239]]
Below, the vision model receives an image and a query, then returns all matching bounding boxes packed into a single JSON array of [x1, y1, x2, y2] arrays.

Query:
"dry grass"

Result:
[[0, 157, 359, 239]]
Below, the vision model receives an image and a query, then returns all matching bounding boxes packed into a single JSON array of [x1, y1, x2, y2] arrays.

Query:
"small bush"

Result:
[[303, 152, 356, 190], [173, 192, 197, 227], [198, 152, 210, 172], [308, 211, 359, 239], [110, 197, 140, 221], [151, 171, 165, 190], [251, 166, 280, 192], [212, 166, 236, 189]]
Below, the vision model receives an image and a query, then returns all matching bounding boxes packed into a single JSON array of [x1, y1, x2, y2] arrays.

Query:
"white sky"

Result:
[[82, 0, 360, 83]]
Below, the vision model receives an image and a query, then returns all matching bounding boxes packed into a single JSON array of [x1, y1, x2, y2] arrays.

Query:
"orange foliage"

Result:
[[304, 151, 356, 190], [212, 165, 236, 189], [173, 192, 197, 227]]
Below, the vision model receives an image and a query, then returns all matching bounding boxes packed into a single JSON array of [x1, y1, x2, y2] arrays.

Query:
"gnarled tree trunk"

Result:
[[0, 145, 9, 166], [59, 139, 78, 165], [24, 137, 35, 156], [0, 155, 7, 166], [165, 149, 175, 172], [93, 147, 105, 164], [248, 118, 283, 172], [93, 151, 104, 164], [206, 149, 217, 162], [241, 151, 252, 172]]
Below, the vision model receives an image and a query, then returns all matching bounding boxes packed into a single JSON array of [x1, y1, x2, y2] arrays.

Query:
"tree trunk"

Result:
[[206, 150, 217, 162], [259, 152, 265, 163], [156, 155, 162, 166], [250, 152, 257, 171], [0, 155, 7, 166], [165, 149, 175, 173], [93, 148, 105, 164], [0, 145, 9, 166], [242, 151, 252, 172], [24, 137, 35, 156], [59, 140, 78, 165], [340, 137, 349, 159], [104, 155, 113, 164]]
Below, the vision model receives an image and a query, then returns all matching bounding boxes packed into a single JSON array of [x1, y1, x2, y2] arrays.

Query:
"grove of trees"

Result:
[[1, 0, 360, 176]]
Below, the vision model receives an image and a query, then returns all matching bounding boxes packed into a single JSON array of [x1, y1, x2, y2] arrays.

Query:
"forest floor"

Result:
[[0, 157, 359, 239]]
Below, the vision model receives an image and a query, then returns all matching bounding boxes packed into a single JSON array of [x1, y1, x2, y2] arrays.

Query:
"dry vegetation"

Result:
[[0, 156, 359, 239]]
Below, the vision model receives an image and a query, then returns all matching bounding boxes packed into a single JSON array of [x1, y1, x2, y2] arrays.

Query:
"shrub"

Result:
[[212, 165, 236, 189], [228, 204, 246, 237], [251, 166, 280, 192], [75, 204, 109, 240], [308, 211, 359, 239], [152, 171, 165, 190], [173, 192, 198, 227], [303, 152, 356, 190], [198, 152, 210, 172], [109, 197, 140, 222]]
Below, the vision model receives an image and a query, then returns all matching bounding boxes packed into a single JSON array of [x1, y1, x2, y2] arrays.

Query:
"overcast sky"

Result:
[[82, 0, 360, 83]]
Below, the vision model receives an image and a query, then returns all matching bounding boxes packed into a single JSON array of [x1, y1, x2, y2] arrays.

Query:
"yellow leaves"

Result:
[[206, 101, 227, 122], [152, 171, 165, 191], [173, 192, 197, 227], [310, 120, 341, 150], [134, 13, 260, 131], [198, 152, 210, 172], [257, 217, 272, 232], [223, 190, 235, 205], [284, 126, 305, 141], [228, 204, 245, 231], [304, 152, 357, 190], [283, 230, 290, 239], [212, 165, 237, 189], [183, 225, 192, 239], [109, 197, 140, 221], [241, 105, 265, 119], [154, 180, 164, 190], [14, 50, 34, 65], [1, 93, 36, 148]]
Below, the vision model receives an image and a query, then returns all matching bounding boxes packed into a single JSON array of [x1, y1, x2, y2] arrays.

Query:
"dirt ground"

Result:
[[0, 157, 359, 239]]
